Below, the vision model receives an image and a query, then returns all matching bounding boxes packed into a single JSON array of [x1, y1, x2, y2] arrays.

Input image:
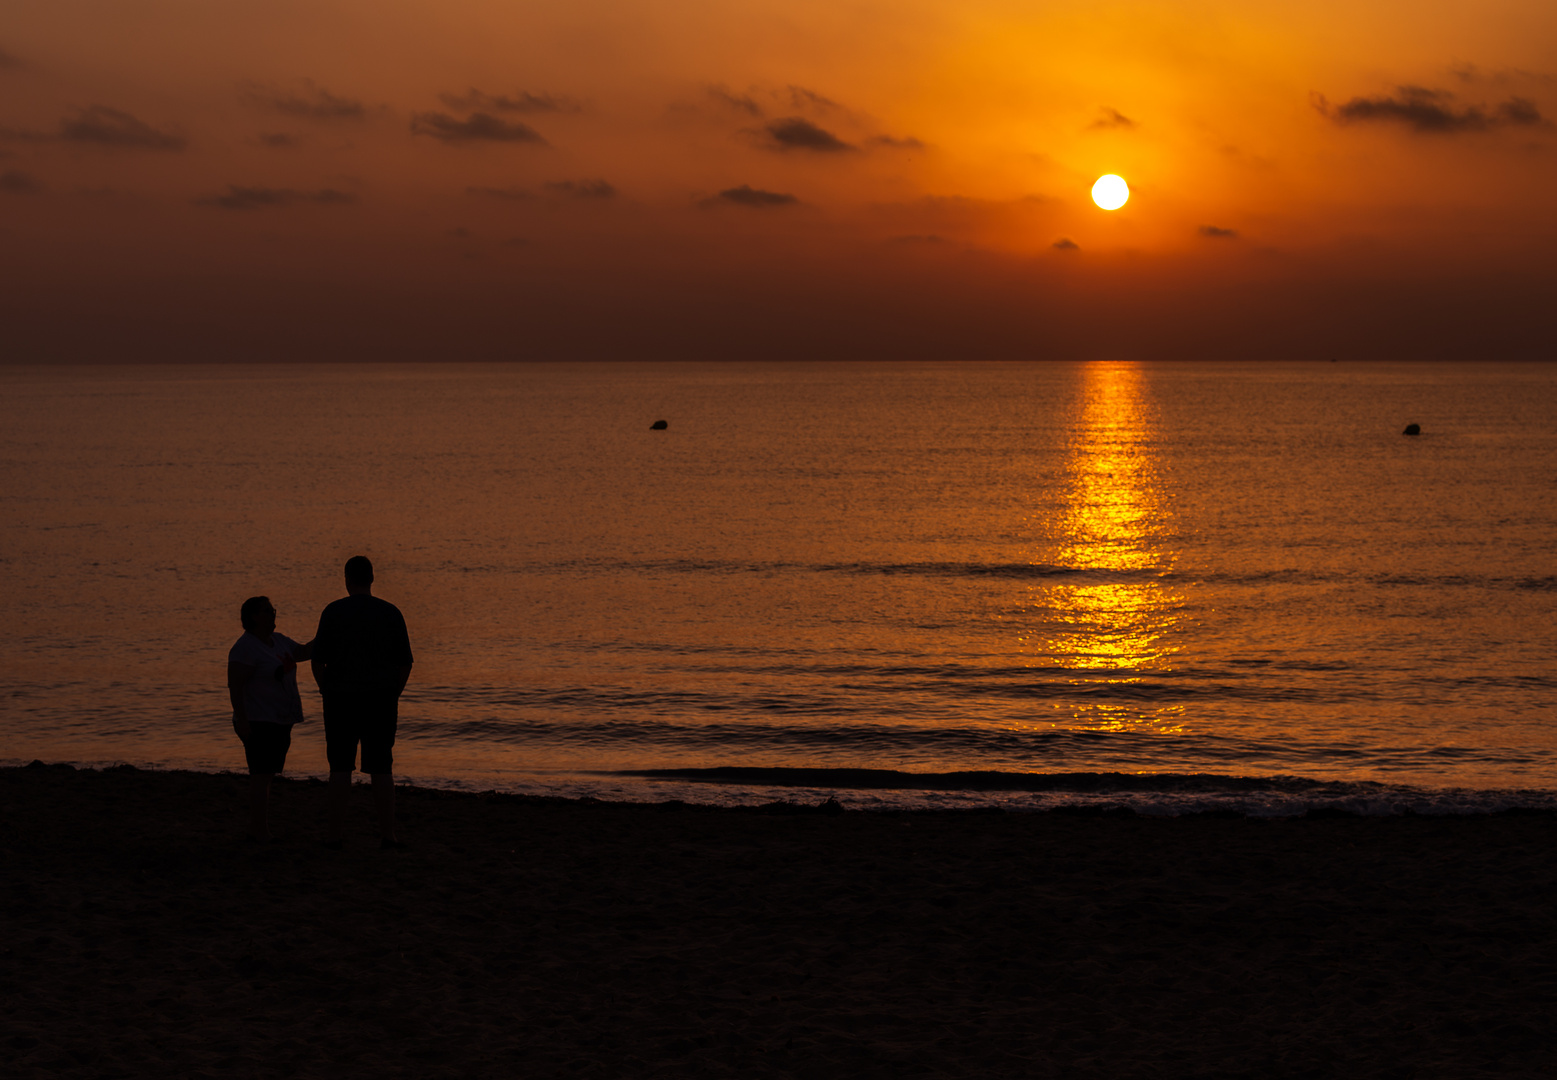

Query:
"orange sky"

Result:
[[2, 0, 1553, 361]]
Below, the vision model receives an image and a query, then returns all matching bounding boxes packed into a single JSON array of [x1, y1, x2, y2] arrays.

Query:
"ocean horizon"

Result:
[[4, 360, 1555, 815]]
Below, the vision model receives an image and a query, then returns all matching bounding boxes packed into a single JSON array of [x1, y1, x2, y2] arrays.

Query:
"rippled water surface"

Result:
[[3, 361, 1555, 812]]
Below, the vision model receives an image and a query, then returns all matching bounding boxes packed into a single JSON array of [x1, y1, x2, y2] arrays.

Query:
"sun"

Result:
[[1091, 174, 1129, 211]]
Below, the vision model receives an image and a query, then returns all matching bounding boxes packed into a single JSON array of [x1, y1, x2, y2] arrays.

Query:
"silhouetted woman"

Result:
[[227, 596, 313, 841]]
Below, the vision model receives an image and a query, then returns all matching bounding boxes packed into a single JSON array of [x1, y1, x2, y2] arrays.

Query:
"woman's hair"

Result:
[[240, 596, 273, 631]]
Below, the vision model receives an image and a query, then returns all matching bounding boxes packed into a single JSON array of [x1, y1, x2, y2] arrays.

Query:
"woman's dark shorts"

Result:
[[323, 695, 398, 774], [242, 721, 293, 775]]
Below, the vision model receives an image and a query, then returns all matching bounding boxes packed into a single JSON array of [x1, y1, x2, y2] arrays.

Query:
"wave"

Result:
[[412, 673, 1362, 715], [620, 766, 1346, 793], [399, 711, 1557, 777], [518, 557, 1557, 592], [605, 766, 1557, 817]]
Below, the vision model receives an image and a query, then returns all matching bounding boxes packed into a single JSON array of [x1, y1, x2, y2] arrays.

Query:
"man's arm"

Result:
[[292, 639, 314, 662], [310, 609, 330, 689], [227, 660, 256, 739], [392, 607, 413, 697]]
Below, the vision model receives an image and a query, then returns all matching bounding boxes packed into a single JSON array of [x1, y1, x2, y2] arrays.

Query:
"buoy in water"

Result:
[[1402, 424, 1421, 436], [650, 420, 668, 430]]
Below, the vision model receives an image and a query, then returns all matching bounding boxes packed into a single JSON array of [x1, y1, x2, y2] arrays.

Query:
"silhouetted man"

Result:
[[311, 556, 414, 849]]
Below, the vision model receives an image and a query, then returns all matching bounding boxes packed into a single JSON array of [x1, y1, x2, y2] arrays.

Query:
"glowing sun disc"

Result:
[[1092, 174, 1129, 210]]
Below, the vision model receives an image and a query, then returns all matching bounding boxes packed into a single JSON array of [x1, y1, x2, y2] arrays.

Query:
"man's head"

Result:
[[344, 555, 374, 593], [240, 596, 276, 633]]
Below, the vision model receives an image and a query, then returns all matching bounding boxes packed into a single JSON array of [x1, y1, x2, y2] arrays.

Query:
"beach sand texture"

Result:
[[3, 764, 1554, 1078]]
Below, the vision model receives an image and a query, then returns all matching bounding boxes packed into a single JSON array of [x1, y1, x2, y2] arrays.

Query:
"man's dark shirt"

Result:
[[311, 595, 414, 699]]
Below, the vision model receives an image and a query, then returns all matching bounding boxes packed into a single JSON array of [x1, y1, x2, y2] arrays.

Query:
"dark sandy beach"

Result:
[[3, 763, 1554, 1078]]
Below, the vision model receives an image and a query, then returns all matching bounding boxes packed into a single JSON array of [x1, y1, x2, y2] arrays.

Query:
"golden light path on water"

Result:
[[1020, 362, 1189, 736]]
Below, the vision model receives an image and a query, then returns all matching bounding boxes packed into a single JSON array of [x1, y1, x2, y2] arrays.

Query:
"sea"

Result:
[[3, 361, 1555, 815]]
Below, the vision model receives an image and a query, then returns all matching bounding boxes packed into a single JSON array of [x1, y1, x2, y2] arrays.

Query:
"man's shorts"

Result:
[[242, 721, 293, 775], [323, 694, 398, 774]]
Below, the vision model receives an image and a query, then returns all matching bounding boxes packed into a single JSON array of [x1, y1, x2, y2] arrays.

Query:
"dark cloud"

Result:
[[787, 86, 839, 113], [411, 112, 547, 144], [0, 47, 21, 70], [60, 106, 185, 150], [1053, 237, 1079, 250], [1089, 107, 1137, 130], [869, 135, 926, 150], [1, 169, 38, 193], [763, 117, 853, 152], [708, 184, 798, 208], [1315, 86, 1548, 133], [242, 80, 365, 120], [544, 179, 616, 199], [1497, 98, 1546, 126], [466, 185, 531, 200], [439, 89, 579, 114], [258, 132, 299, 148], [197, 186, 357, 210], [707, 85, 763, 117], [1198, 225, 1238, 239]]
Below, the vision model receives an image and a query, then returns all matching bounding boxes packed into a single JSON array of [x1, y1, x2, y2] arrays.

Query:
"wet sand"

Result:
[[3, 762, 1554, 1078]]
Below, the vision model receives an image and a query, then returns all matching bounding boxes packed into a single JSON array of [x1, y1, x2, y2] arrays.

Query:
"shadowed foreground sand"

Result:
[[3, 763, 1554, 1079]]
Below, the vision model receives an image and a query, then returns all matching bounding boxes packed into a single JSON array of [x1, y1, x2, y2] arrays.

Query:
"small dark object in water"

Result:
[[650, 420, 668, 430], [1402, 423, 1420, 436]]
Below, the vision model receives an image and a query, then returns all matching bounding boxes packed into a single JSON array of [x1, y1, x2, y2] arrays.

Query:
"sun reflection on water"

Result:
[[1022, 362, 1188, 734]]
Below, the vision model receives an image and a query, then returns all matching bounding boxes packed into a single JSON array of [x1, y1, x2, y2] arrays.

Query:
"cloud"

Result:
[[1198, 225, 1238, 238], [60, 106, 185, 150], [763, 117, 853, 152], [887, 234, 945, 245], [1089, 107, 1137, 130], [788, 86, 840, 113], [869, 135, 926, 150], [0, 47, 21, 70], [544, 179, 616, 199], [1497, 98, 1547, 126], [439, 89, 579, 114], [1052, 237, 1079, 250], [466, 185, 531, 200], [258, 132, 299, 148], [197, 185, 357, 210], [411, 112, 547, 144], [241, 80, 365, 120], [707, 184, 798, 208], [706, 85, 763, 117], [1450, 64, 1555, 88], [1315, 86, 1548, 133], [1, 169, 38, 193]]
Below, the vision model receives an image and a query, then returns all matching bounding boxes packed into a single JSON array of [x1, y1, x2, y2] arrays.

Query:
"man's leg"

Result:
[[323, 702, 356, 845], [328, 771, 352, 843], [249, 773, 273, 841], [371, 772, 396, 843]]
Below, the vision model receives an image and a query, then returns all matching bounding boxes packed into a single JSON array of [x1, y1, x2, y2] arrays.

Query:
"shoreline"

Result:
[[6, 755, 1557, 818], [5, 762, 1556, 1077]]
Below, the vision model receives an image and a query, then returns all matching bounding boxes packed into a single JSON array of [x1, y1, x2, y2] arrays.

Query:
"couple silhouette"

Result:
[[226, 556, 414, 848]]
